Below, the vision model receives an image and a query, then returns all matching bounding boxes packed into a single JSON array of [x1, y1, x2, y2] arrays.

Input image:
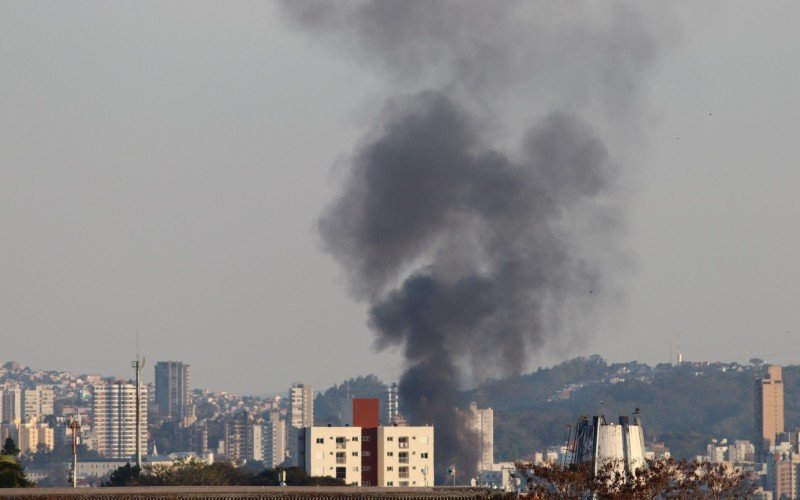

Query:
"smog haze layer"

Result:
[[2, 2, 800, 393]]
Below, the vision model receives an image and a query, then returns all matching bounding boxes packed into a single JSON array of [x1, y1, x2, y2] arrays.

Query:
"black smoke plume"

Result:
[[280, 0, 665, 482]]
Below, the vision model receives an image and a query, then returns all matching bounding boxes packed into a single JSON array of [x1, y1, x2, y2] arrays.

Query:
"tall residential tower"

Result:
[[755, 364, 784, 456], [287, 382, 313, 465], [91, 381, 148, 459], [383, 383, 400, 425], [154, 361, 190, 420], [470, 402, 494, 472]]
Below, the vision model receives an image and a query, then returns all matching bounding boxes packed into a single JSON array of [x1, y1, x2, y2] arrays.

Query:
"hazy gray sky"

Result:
[[2, 2, 799, 394]]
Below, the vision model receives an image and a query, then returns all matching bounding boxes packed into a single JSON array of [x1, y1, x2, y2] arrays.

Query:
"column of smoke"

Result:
[[281, 1, 665, 482]]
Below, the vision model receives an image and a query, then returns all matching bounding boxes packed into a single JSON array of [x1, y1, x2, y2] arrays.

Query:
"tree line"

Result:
[[103, 459, 345, 487]]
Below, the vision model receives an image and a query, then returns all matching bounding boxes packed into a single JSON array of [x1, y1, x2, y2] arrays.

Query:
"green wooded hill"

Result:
[[314, 357, 800, 460]]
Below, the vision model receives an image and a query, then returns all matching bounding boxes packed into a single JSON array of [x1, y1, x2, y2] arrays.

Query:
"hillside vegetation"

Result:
[[315, 357, 800, 460]]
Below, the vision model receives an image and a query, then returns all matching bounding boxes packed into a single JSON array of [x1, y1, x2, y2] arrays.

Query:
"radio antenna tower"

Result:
[[131, 331, 145, 469]]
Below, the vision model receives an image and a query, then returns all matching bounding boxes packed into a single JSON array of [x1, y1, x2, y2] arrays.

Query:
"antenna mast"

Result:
[[131, 331, 145, 469], [68, 417, 80, 487]]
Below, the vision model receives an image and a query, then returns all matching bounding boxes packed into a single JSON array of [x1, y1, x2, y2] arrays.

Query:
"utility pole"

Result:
[[68, 418, 80, 488], [132, 345, 145, 469]]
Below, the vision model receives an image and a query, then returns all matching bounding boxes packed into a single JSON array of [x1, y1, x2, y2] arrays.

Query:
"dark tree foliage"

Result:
[[23, 443, 100, 466], [466, 357, 800, 460], [150, 419, 180, 455], [35, 462, 70, 487], [103, 463, 141, 486], [314, 375, 387, 426], [519, 458, 757, 499], [102, 460, 345, 487], [0, 454, 34, 488], [297, 356, 800, 461], [253, 466, 347, 486], [1, 437, 20, 457]]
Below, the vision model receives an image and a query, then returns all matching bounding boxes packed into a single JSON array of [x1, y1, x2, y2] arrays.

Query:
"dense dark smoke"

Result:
[[280, 0, 665, 482]]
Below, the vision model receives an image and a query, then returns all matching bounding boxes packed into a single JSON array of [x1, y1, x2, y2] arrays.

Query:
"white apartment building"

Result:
[[250, 424, 263, 462], [289, 383, 313, 428], [2, 385, 23, 424], [470, 402, 494, 472], [91, 382, 147, 459], [304, 426, 362, 485], [383, 384, 399, 425], [23, 385, 55, 421], [263, 412, 286, 468], [377, 426, 434, 487], [288, 382, 313, 465]]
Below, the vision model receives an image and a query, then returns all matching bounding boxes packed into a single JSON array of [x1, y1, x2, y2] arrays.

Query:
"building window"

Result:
[[336, 437, 346, 449], [316, 438, 324, 444], [387, 466, 393, 471], [336, 452, 346, 464], [363, 435, 371, 442], [399, 466, 409, 478], [363, 481, 371, 486], [336, 467, 346, 480], [363, 466, 371, 472], [387, 482, 393, 486], [399, 451, 409, 464], [352, 436, 358, 441], [363, 451, 371, 457], [353, 466, 359, 472], [420, 452, 428, 459], [352, 451, 359, 457], [399, 481, 409, 487], [387, 451, 393, 457], [387, 436, 393, 441], [399, 436, 409, 448]]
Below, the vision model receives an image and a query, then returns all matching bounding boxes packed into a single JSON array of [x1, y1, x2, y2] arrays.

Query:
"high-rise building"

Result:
[[756, 365, 784, 455], [224, 411, 248, 462], [224, 411, 262, 463], [288, 382, 313, 465], [23, 385, 54, 421], [175, 421, 208, 455], [251, 424, 263, 463], [154, 361, 190, 420], [470, 402, 494, 472], [383, 383, 399, 426], [289, 383, 313, 428], [91, 382, 148, 459], [767, 450, 800, 499], [262, 412, 286, 468], [2, 385, 23, 425]]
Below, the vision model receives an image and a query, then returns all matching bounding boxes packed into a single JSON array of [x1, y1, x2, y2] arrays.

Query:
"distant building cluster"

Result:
[[0, 360, 443, 486], [10, 357, 790, 491], [689, 364, 798, 499], [1, 382, 56, 455]]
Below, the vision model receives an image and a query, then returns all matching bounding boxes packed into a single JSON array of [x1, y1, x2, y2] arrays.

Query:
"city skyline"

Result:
[[4, 2, 800, 493]]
